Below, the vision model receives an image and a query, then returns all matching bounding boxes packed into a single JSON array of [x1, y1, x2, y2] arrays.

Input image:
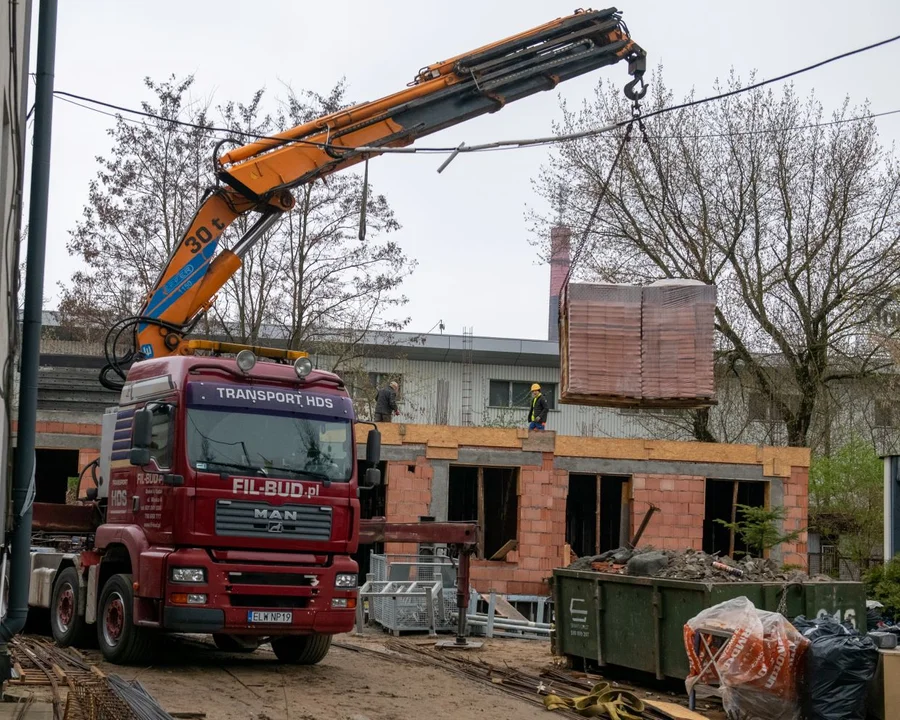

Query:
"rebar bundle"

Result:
[[8, 637, 173, 720]]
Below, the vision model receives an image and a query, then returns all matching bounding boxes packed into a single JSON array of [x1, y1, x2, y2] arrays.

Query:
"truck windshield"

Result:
[[186, 409, 353, 482]]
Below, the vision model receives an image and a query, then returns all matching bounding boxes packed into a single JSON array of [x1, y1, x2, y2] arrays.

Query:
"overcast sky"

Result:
[[24, 0, 900, 341]]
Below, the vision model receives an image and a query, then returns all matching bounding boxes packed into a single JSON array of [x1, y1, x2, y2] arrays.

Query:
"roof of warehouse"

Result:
[[348, 331, 561, 368]]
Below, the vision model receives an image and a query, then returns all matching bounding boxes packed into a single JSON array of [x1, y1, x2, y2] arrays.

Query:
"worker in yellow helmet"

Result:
[[528, 383, 549, 431]]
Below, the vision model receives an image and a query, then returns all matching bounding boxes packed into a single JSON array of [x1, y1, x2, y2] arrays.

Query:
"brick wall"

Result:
[[632, 474, 705, 551], [473, 454, 567, 596], [782, 466, 810, 567], [384, 458, 811, 597], [77, 448, 101, 497], [15, 420, 101, 437], [384, 459, 433, 555]]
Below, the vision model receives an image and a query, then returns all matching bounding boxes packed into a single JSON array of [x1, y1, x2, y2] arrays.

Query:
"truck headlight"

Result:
[[171, 567, 206, 583], [335, 573, 357, 588]]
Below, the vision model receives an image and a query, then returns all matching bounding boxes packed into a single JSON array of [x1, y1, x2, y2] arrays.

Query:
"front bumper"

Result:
[[162, 549, 358, 636]]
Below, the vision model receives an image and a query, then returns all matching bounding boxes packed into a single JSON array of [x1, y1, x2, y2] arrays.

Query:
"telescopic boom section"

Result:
[[128, 7, 645, 368]]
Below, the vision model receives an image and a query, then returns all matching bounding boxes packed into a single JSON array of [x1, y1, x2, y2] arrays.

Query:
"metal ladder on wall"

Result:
[[461, 327, 473, 426]]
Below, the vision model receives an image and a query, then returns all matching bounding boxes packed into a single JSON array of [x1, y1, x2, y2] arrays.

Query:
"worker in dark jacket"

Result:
[[374, 381, 400, 422], [528, 383, 549, 431]]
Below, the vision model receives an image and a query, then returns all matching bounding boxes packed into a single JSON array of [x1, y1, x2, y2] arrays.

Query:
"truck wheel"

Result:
[[271, 634, 332, 665], [51, 567, 90, 647], [97, 573, 157, 665], [213, 634, 259, 653]]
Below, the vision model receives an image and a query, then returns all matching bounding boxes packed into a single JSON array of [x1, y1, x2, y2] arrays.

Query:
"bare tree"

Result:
[[58, 76, 213, 336], [58, 76, 413, 363], [531, 71, 900, 446]]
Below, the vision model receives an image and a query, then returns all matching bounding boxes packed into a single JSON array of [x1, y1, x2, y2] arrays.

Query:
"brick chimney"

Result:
[[548, 224, 571, 342]]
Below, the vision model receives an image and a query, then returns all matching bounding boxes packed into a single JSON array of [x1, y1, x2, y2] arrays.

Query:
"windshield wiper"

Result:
[[278, 467, 344, 485], [199, 460, 267, 476]]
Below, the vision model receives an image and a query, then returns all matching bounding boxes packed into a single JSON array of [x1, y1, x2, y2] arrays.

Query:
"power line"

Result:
[[58, 90, 900, 150], [52, 31, 900, 157], [53, 89, 458, 153], [640, 32, 900, 125]]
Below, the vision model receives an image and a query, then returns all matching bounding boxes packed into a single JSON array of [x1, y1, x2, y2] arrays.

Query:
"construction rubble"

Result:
[[568, 546, 834, 583]]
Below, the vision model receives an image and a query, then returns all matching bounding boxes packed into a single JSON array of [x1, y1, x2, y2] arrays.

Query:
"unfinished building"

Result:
[[363, 425, 809, 596]]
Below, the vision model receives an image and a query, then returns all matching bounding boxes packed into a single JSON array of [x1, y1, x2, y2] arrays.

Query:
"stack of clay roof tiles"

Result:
[[559, 280, 716, 408]]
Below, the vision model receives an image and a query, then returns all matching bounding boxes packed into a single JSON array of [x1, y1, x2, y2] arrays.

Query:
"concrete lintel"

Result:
[[554, 456, 767, 481], [357, 443, 427, 462], [456, 448, 544, 468], [36, 409, 106, 424], [430, 460, 450, 522], [15, 433, 102, 451], [356, 444, 544, 468]]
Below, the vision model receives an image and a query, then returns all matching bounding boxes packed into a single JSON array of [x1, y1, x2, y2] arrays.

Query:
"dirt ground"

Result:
[[74, 632, 720, 720], [87, 633, 554, 720], [7, 630, 724, 720]]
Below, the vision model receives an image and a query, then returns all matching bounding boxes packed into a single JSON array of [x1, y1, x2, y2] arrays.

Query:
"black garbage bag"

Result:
[[866, 601, 885, 631], [791, 615, 878, 720], [791, 614, 853, 639]]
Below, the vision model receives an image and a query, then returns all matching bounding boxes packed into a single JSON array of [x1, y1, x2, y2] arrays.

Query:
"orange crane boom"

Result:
[[101, 7, 646, 390]]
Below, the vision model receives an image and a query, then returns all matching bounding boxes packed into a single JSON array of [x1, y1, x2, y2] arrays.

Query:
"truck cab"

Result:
[[35, 346, 382, 665]]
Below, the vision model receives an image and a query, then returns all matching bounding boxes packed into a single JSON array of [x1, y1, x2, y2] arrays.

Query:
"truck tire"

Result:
[[213, 634, 259, 653], [97, 573, 157, 665], [51, 567, 90, 647], [271, 634, 332, 665]]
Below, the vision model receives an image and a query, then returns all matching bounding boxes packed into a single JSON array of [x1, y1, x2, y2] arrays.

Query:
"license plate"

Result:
[[247, 611, 292, 624]]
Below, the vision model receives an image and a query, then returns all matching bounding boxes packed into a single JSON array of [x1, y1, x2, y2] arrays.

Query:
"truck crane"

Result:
[[100, 6, 645, 385], [18, 8, 645, 668]]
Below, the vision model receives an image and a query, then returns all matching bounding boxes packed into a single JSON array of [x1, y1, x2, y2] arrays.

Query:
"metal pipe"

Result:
[[230, 210, 281, 258], [0, 0, 56, 667], [627, 502, 659, 548]]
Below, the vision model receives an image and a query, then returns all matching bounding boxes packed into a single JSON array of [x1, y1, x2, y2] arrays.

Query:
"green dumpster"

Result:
[[551, 568, 867, 681]]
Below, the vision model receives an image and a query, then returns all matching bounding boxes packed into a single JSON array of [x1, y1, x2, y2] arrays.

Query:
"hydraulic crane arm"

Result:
[[106, 7, 645, 388]]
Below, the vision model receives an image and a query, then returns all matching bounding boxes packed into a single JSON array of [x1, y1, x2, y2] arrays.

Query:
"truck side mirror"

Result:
[[364, 467, 382, 487], [366, 428, 381, 465], [130, 447, 151, 467], [130, 407, 153, 466]]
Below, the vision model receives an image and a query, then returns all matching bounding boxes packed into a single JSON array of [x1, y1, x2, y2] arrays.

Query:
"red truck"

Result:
[[28, 346, 381, 665], [11, 10, 645, 666]]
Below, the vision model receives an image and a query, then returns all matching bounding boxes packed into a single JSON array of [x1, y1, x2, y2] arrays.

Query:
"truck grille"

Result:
[[215, 500, 332, 542]]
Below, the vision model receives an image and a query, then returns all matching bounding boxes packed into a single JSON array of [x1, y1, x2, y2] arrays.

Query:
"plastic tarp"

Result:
[[684, 596, 808, 720]]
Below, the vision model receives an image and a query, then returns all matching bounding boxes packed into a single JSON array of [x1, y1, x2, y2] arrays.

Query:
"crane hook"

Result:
[[624, 75, 647, 102]]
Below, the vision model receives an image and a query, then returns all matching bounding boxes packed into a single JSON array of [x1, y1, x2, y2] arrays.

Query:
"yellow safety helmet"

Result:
[[531, 383, 541, 391]]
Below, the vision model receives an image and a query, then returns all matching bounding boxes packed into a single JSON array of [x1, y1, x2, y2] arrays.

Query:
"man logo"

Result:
[[267, 521, 284, 534]]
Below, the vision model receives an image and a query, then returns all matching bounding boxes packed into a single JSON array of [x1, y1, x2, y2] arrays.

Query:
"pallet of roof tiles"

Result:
[[641, 280, 716, 405], [559, 282, 643, 405]]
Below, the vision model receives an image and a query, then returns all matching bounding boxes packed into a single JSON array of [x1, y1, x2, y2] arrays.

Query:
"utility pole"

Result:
[[0, 0, 58, 680]]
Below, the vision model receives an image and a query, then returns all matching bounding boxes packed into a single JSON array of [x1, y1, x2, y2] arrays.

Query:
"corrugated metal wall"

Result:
[[314, 353, 650, 437]]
